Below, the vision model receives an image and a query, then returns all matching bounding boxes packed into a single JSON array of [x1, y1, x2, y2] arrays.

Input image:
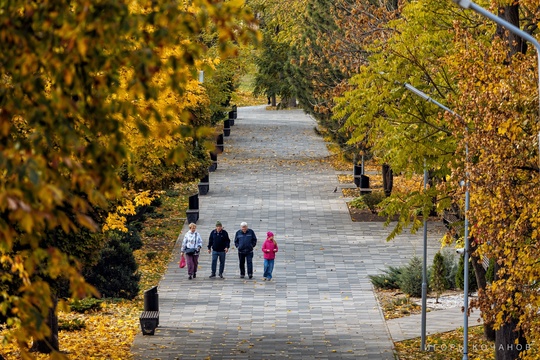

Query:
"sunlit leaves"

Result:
[[1, 0, 258, 354]]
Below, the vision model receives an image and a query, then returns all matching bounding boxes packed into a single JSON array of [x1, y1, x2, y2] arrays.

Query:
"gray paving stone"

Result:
[[131, 105, 446, 359]]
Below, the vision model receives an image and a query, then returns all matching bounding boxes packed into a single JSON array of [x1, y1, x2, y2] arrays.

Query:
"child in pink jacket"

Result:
[[262, 231, 278, 281]]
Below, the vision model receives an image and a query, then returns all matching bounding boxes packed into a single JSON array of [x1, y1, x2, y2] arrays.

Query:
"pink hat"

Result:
[[266, 231, 274, 238]]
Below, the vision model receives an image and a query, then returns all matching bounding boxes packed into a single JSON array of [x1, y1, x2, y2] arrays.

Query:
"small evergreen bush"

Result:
[[147, 212, 165, 219], [84, 237, 140, 300], [440, 248, 459, 289], [455, 255, 478, 292], [70, 298, 103, 313], [150, 196, 163, 208], [398, 256, 423, 297], [165, 189, 180, 197], [59, 318, 86, 331], [430, 252, 449, 303], [362, 191, 386, 214], [369, 265, 403, 290], [117, 224, 143, 250]]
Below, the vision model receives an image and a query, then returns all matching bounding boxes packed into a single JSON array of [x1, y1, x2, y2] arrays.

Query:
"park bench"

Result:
[[139, 311, 159, 335], [140, 286, 159, 335]]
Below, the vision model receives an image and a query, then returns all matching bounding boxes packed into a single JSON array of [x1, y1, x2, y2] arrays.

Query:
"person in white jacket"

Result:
[[180, 223, 203, 280]]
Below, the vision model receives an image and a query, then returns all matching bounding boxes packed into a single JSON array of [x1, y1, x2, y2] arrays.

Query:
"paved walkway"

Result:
[[132, 106, 457, 359], [387, 306, 483, 342]]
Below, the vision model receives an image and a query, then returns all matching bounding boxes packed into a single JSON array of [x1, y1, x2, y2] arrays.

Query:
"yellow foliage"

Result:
[[103, 191, 156, 232]]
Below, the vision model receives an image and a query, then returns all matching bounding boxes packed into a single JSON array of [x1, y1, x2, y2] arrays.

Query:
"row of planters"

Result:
[[187, 105, 237, 223], [370, 249, 493, 302]]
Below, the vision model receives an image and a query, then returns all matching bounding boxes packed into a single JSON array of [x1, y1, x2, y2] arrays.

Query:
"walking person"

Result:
[[234, 222, 257, 279], [262, 232, 278, 281], [208, 221, 230, 279], [180, 223, 202, 280]]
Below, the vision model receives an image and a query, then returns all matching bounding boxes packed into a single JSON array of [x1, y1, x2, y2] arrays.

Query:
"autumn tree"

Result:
[[0, 0, 257, 356], [333, 0, 459, 238], [447, 1, 540, 356]]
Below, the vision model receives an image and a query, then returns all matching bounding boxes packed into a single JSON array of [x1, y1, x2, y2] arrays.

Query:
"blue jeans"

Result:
[[211, 251, 226, 275], [263, 259, 274, 279], [238, 252, 253, 276]]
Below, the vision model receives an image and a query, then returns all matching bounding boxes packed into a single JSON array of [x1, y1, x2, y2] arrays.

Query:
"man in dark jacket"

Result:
[[208, 221, 230, 279], [234, 222, 257, 279]]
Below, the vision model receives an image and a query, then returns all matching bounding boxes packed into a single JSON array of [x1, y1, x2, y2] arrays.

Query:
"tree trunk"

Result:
[[288, 96, 297, 108], [30, 295, 59, 354], [496, 317, 528, 360], [497, 5, 527, 56], [469, 241, 496, 341], [382, 164, 393, 197], [271, 94, 277, 107]]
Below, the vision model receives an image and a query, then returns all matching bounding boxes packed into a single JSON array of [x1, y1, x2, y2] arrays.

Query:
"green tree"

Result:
[[430, 252, 448, 303], [84, 235, 141, 300]]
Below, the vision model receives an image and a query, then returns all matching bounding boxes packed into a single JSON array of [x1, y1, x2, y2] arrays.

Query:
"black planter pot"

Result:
[[228, 111, 235, 126], [198, 182, 209, 195], [216, 134, 224, 154], [353, 164, 363, 177], [209, 152, 218, 172], [223, 120, 231, 137], [186, 209, 199, 224], [359, 175, 371, 195], [198, 174, 209, 195], [188, 193, 199, 210], [232, 105, 237, 119]]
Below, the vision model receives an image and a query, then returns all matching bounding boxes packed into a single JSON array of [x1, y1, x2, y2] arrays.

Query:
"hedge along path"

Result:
[[131, 105, 445, 359]]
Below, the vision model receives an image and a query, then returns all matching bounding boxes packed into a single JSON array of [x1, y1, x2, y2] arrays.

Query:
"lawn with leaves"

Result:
[[0, 185, 192, 360], [395, 325, 495, 360]]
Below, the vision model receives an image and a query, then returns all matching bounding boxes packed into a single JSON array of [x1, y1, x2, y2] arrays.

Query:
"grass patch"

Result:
[[395, 325, 494, 360]]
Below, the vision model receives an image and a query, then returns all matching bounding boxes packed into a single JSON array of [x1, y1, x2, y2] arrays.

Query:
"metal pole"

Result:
[[404, 83, 468, 354], [452, 0, 540, 172], [421, 161, 428, 351], [462, 178, 470, 360], [361, 154, 365, 175]]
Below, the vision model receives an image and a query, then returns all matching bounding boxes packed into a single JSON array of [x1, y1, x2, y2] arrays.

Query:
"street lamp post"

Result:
[[404, 84, 469, 358], [452, 0, 540, 173]]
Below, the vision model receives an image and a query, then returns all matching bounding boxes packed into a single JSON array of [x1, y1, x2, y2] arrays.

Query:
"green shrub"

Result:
[[349, 197, 368, 210], [369, 265, 403, 290], [70, 298, 103, 313], [165, 189, 180, 197], [398, 256, 423, 297], [130, 221, 144, 232], [84, 237, 140, 300], [145, 228, 165, 238], [430, 252, 449, 302], [145, 251, 158, 260], [440, 248, 459, 289], [150, 196, 163, 208], [147, 212, 165, 219], [363, 191, 386, 214], [455, 255, 478, 292], [59, 318, 86, 331], [116, 224, 142, 250]]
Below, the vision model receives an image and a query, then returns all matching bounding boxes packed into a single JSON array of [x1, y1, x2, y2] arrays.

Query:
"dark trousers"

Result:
[[238, 252, 253, 276], [211, 251, 226, 275], [186, 254, 199, 276]]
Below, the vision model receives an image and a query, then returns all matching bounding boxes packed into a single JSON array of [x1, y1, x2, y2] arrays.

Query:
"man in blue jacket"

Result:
[[234, 222, 257, 279]]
